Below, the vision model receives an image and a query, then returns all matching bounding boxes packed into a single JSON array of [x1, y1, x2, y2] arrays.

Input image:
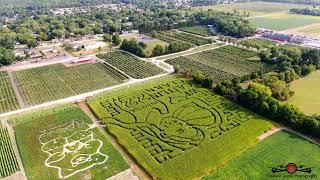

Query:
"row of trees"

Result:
[[290, 7, 320, 16], [173, 44, 320, 138]]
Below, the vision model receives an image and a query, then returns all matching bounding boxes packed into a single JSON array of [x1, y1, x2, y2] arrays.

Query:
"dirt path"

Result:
[[107, 169, 139, 180], [259, 127, 320, 145], [78, 102, 151, 180], [6, 70, 26, 109], [258, 127, 283, 141]]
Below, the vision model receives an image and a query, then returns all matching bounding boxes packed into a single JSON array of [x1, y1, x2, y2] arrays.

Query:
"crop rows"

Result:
[[13, 63, 127, 105], [0, 71, 19, 113], [166, 56, 236, 82], [239, 38, 277, 49], [97, 51, 165, 79], [180, 26, 212, 37], [187, 46, 268, 76], [153, 32, 192, 45], [166, 46, 270, 81], [0, 123, 19, 178]]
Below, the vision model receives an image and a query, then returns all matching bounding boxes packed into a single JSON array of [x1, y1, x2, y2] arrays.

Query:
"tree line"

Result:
[[174, 45, 320, 138], [290, 7, 320, 16]]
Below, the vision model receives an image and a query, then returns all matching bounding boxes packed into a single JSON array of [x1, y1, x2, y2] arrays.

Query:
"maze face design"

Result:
[[99, 80, 256, 163], [39, 121, 108, 178]]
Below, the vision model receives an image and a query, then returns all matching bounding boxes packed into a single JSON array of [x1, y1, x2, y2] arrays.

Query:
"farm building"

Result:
[[72, 57, 92, 64]]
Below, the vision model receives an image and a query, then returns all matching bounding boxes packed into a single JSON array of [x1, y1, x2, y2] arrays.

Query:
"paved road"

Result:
[[1, 54, 74, 71]]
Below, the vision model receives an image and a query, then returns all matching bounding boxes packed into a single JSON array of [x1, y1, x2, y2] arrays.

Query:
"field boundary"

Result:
[[78, 102, 151, 180], [0, 73, 169, 118]]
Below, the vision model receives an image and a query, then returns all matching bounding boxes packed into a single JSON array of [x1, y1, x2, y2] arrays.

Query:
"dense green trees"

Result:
[[290, 7, 320, 16], [0, 47, 14, 65], [120, 39, 145, 57]]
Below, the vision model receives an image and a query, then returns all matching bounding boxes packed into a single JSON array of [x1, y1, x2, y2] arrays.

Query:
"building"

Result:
[[72, 57, 92, 64]]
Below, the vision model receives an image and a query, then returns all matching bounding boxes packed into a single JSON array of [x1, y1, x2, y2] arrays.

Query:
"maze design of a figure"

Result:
[[99, 80, 256, 163], [39, 120, 108, 178]]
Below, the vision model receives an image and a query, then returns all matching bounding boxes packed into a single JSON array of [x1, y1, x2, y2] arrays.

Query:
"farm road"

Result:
[[6, 70, 26, 108], [1, 53, 74, 72], [79, 102, 151, 180]]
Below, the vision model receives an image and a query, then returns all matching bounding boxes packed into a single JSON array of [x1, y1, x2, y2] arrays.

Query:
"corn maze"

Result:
[[89, 79, 273, 179], [0, 71, 19, 113], [97, 51, 165, 79], [166, 46, 271, 79], [0, 123, 20, 178], [13, 63, 127, 105]]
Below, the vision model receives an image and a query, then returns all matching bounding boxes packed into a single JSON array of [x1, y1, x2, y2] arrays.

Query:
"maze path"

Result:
[[96, 80, 257, 163]]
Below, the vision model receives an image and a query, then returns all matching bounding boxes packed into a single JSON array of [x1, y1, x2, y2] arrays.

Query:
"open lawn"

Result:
[[0, 71, 19, 113], [285, 23, 320, 38], [288, 71, 320, 115], [180, 26, 212, 37], [120, 33, 169, 57], [13, 63, 127, 106], [203, 130, 320, 179], [193, 2, 311, 16], [250, 13, 320, 31], [10, 105, 128, 180], [88, 76, 274, 179]]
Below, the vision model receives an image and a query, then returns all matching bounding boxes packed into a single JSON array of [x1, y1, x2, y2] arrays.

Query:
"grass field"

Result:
[[180, 26, 212, 37], [0, 71, 19, 113], [10, 104, 128, 180], [193, 2, 311, 16], [97, 51, 165, 79], [204, 130, 320, 179], [288, 71, 320, 115], [286, 23, 320, 38], [166, 46, 270, 82], [120, 33, 169, 57], [250, 13, 320, 31], [0, 123, 20, 178], [13, 63, 127, 106], [89, 76, 274, 179]]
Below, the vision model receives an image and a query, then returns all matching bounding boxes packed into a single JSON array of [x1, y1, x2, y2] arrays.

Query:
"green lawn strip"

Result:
[[203, 130, 320, 179], [10, 104, 128, 180]]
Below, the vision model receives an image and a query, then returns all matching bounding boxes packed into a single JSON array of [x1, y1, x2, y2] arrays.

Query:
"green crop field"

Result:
[[166, 46, 270, 81], [0, 71, 19, 113], [194, 2, 312, 16], [0, 123, 20, 178], [13, 63, 127, 106], [240, 38, 277, 49], [288, 70, 320, 115], [10, 104, 128, 180], [180, 26, 212, 37], [89, 77, 274, 179], [250, 13, 320, 31], [204, 130, 320, 179], [97, 51, 165, 79]]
